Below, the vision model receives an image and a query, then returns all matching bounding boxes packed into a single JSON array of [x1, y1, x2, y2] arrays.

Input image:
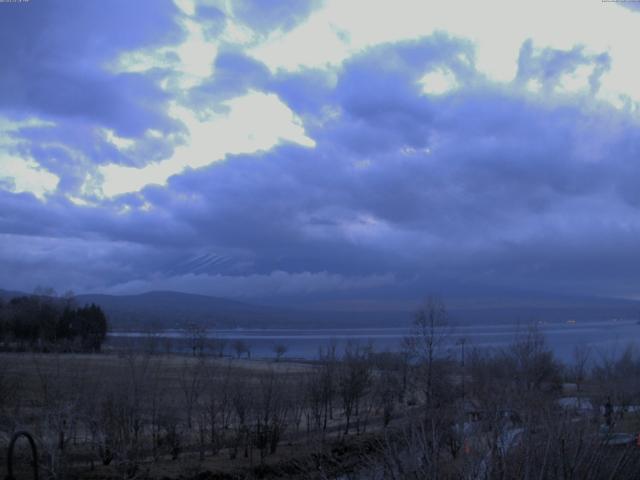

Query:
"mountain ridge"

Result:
[[3, 288, 640, 329]]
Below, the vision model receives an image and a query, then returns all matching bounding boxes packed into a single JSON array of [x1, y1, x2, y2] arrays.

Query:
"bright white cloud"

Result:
[[96, 90, 315, 197], [248, 0, 640, 108], [67, 195, 95, 207], [0, 155, 59, 199], [419, 68, 458, 95], [525, 78, 543, 94], [176, 18, 220, 88], [111, 10, 218, 90], [557, 64, 593, 94], [103, 128, 135, 150], [0, 117, 59, 198]]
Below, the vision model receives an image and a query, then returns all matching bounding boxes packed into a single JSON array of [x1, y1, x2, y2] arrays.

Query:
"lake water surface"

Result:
[[108, 319, 640, 363]]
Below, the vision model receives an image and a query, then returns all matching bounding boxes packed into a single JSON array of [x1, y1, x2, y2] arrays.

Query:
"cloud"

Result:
[[102, 271, 396, 298], [95, 90, 315, 197], [3, 1, 640, 305], [249, 0, 640, 106], [516, 39, 611, 95], [0, 0, 183, 136], [0, 0, 186, 200], [0, 156, 58, 199], [614, 2, 640, 13], [229, 0, 323, 37]]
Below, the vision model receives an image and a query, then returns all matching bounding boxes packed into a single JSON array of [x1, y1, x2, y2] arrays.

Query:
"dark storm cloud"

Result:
[[335, 36, 475, 117], [149, 147, 405, 277], [269, 68, 337, 116], [188, 50, 337, 122], [0, 232, 182, 294], [0, 188, 191, 248], [0, 0, 183, 136], [188, 51, 271, 108], [14, 118, 184, 181], [132, 37, 640, 298]]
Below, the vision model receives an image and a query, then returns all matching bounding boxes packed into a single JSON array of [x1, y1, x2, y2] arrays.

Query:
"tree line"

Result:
[[0, 294, 108, 352]]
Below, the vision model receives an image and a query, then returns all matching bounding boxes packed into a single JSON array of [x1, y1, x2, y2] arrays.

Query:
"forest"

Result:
[[0, 295, 108, 353]]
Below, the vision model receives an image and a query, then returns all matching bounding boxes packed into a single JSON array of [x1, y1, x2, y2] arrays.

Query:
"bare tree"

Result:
[[273, 343, 288, 362], [571, 343, 592, 394], [232, 339, 250, 359], [202, 359, 233, 456], [142, 321, 163, 355], [229, 371, 253, 460], [178, 357, 206, 430], [339, 342, 372, 435], [252, 368, 289, 461], [32, 354, 82, 479], [405, 296, 451, 409], [185, 323, 207, 357], [371, 354, 402, 428]]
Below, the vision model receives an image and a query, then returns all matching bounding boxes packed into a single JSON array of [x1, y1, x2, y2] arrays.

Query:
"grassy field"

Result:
[[4, 341, 640, 479], [0, 351, 386, 479]]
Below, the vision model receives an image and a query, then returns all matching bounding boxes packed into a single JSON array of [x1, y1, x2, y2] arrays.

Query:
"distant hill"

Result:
[[74, 291, 293, 329], [2, 288, 640, 330], [1, 288, 405, 329], [445, 292, 640, 324], [73, 291, 417, 330], [0, 289, 28, 301]]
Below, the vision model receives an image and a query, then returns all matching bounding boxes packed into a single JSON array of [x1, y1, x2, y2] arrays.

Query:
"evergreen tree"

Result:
[[3, 295, 109, 352]]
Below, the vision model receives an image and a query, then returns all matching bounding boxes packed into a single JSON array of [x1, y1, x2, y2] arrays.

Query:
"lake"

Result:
[[108, 318, 640, 363]]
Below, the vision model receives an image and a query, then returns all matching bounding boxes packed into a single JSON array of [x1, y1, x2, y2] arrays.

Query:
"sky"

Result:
[[2, 0, 640, 307]]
